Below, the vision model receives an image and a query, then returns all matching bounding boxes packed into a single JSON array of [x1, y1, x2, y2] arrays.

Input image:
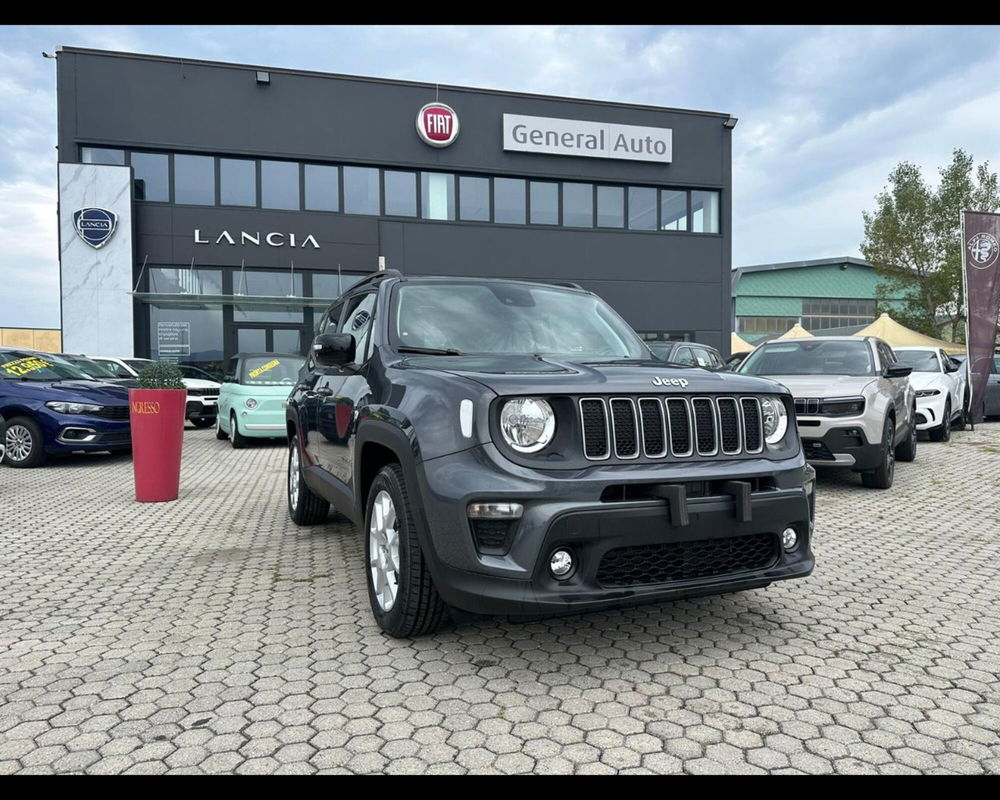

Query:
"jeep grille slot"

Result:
[[665, 398, 692, 457], [716, 398, 741, 454], [609, 398, 639, 459], [692, 398, 718, 455], [741, 398, 763, 453], [638, 398, 667, 458], [579, 398, 610, 460]]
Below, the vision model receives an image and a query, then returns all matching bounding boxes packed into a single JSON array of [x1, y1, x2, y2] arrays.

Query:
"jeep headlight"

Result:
[[45, 401, 102, 415], [499, 397, 555, 453], [760, 396, 789, 445]]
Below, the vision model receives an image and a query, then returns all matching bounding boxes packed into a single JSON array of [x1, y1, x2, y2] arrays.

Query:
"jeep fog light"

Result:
[[781, 528, 798, 552], [468, 502, 523, 519], [499, 397, 555, 453], [549, 549, 574, 578]]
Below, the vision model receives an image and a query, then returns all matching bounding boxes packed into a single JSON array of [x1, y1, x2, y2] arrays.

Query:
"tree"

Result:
[[861, 149, 999, 341]]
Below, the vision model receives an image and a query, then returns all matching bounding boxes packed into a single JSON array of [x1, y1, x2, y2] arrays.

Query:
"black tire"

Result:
[[215, 414, 228, 440], [287, 437, 329, 525], [3, 416, 47, 468], [861, 416, 895, 490], [230, 412, 247, 449], [364, 463, 446, 638], [930, 400, 951, 442], [895, 408, 917, 462], [190, 417, 214, 429]]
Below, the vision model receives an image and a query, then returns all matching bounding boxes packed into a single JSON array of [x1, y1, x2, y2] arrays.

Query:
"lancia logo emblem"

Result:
[[652, 377, 689, 388], [968, 232, 999, 270], [73, 208, 118, 249]]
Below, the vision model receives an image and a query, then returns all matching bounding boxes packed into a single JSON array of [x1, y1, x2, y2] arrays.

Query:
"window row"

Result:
[[81, 146, 721, 234], [802, 315, 876, 331], [802, 298, 876, 316], [736, 316, 799, 335]]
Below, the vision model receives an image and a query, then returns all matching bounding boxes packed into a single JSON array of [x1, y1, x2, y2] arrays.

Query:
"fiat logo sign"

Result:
[[416, 102, 459, 148]]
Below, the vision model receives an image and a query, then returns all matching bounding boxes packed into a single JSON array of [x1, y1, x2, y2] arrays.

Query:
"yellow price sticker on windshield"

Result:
[[248, 359, 281, 379], [1, 356, 52, 377]]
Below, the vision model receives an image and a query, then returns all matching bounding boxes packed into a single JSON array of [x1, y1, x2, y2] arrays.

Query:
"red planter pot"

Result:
[[128, 388, 186, 502]]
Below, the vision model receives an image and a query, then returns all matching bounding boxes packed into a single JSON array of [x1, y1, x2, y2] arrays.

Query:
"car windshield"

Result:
[[62, 355, 119, 379], [0, 352, 93, 382], [241, 355, 304, 385], [894, 350, 940, 373], [392, 282, 649, 361], [125, 359, 154, 373], [178, 364, 219, 382], [740, 340, 876, 377]]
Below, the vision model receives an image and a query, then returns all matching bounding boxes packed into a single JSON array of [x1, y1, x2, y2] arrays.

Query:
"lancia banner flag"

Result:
[[962, 210, 1000, 424]]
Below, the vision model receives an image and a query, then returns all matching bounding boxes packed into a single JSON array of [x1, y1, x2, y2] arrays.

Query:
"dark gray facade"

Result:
[[56, 47, 733, 369]]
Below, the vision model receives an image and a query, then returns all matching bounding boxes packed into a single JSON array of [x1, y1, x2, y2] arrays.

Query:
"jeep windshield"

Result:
[[740, 340, 876, 377], [391, 282, 649, 361], [241, 356, 305, 385], [0, 352, 94, 382]]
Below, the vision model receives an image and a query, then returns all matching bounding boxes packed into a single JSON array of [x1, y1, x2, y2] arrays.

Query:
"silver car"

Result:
[[739, 336, 917, 489]]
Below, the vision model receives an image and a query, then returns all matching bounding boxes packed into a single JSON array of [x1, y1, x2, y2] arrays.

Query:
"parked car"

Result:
[[738, 335, 916, 489], [0, 348, 130, 468], [177, 364, 223, 383], [725, 351, 751, 370], [0, 412, 5, 463], [216, 353, 305, 448], [90, 355, 220, 428], [285, 271, 815, 637], [56, 353, 137, 388], [893, 347, 968, 441], [648, 341, 727, 370], [955, 353, 1000, 420]]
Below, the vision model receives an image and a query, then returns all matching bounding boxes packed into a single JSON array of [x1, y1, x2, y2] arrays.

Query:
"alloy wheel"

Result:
[[369, 490, 401, 612], [288, 442, 300, 508], [5, 424, 32, 463]]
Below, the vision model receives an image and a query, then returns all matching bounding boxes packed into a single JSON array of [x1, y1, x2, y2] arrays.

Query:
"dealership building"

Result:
[[56, 47, 735, 372]]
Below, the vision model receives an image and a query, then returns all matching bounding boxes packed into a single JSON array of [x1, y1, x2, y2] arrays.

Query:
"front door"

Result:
[[231, 325, 307, 357]]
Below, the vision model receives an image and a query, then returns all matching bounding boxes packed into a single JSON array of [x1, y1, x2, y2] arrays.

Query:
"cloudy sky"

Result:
[[2, 25, 999, 329]]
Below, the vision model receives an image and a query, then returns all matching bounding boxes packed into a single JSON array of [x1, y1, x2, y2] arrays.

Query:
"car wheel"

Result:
[[365, 464, 446, 638], [191, 417, 214, 429], [3, 416, 47, 468], [287, 437, 329, 525], [215, 414, 228, 440], [930, 400, 951, 442], [895, 408, 917, 462], [861, 416, 895, 489], [230, 412, 247, 449]]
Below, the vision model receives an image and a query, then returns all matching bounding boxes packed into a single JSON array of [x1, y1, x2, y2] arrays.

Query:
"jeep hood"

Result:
[[761, 374, 876, 398], [399, 355, 786, 396]]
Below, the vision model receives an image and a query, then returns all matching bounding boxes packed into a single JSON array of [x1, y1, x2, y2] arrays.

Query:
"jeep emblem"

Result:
[[652, 377, 689, 388]]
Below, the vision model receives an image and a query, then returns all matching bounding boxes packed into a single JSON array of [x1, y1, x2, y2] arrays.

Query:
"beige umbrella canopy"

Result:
[[854, 313, 965, 355], [730, 332, 754, 353], [777, 323, 813, 340]]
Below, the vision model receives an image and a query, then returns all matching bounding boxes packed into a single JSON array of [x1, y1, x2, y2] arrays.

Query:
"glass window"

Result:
[[385, 170, 418, 217], [220, 158, 257, 207], [304, 164, 339, 212], [81, 147, 125, 165], [562, 183, 594, 228], [241, 355, 305, 385], [343, 166, 380, 215], [459, 176, 490, 221], [597, 186, 624, 228], [131, 152, 169, 202], [236, 328, 266, 353], [174, 154, 216, 205], [261, 160, 300, 210], [741, 340, 875, 377], [529, 181, 559, 225], [421, 172, 456, 220], [494, 178, 526, 225], [660, 190, 687, 231], [691, 190, 720, 233], [339, 292, 377, 365], [149, 304, 224, 376], [628, 187, 656, 230], [311, 273, 366, 300], [674, 347, 697, 365], [233, 271, 304, 322], [148, 267, 223, 295], [272, 329, 303, 356]]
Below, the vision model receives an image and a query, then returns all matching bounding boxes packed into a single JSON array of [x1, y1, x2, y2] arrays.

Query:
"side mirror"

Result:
[[223, 374, 235, 383], [945, 360, 959, 373], [312, 332, 355, 368], [884, 364, 912, 379]]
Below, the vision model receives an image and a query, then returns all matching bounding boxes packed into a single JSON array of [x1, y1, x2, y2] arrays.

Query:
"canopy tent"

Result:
[[854, 313, 965, 355], [777, 323, 813, 340], [730, 332, 755, 353]]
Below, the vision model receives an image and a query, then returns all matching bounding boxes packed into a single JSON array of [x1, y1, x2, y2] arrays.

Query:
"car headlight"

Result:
[[245, 398, 258, 409], [760, 396, 789, 445], [499, 397, 555, 453], [45, 401, 102, 415], [915, 389, 941, 398]]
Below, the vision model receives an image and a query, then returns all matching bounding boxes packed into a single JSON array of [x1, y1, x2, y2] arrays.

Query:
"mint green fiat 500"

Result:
[[216, 353, 305, 449]]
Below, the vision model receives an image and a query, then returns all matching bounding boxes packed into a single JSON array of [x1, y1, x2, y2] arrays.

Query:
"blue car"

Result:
[[0, 348, 131, 468]]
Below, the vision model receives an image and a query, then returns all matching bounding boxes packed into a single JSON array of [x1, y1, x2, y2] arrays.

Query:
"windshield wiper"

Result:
[[396, 346, 464, 356]]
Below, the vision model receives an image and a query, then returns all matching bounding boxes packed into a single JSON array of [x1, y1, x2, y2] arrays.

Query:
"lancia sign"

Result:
[[73, 207, 118, 249]]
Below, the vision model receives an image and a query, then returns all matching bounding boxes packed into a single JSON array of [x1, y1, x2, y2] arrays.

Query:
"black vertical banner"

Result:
[[962, 210, 1000, 423]]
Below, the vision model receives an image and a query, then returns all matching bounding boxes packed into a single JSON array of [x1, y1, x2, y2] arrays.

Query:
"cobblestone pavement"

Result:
[[2, 422, 1000, 775]]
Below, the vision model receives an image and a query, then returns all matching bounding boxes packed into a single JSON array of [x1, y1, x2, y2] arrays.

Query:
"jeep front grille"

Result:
[[578, 396, 765, 461]]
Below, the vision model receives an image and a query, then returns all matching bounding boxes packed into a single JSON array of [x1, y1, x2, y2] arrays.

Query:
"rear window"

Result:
[[241, 356, 304, 385]]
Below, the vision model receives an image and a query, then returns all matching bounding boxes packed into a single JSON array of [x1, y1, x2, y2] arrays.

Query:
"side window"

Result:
[[708, 350, 724, 369], [338, 292, 377, 365], [692, 348, 714, 368], [876, 343, 892, 371], [674, 347, 697, 366], [111, 361, 132, 378], [320, 302, 345, 335], [225, 357, 238, 382]]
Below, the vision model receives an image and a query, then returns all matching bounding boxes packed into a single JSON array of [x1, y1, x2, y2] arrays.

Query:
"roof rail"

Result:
[[518, 278, 585, 291], [348, 268, 403, 291]]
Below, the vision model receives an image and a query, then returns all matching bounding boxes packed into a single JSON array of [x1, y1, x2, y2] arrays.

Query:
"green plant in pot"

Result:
[[129, 361, 188, 502]]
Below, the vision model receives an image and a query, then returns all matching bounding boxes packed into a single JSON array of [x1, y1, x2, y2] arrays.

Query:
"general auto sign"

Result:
[[416, 103, 459, 147], [503, 113, 672, 163]]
